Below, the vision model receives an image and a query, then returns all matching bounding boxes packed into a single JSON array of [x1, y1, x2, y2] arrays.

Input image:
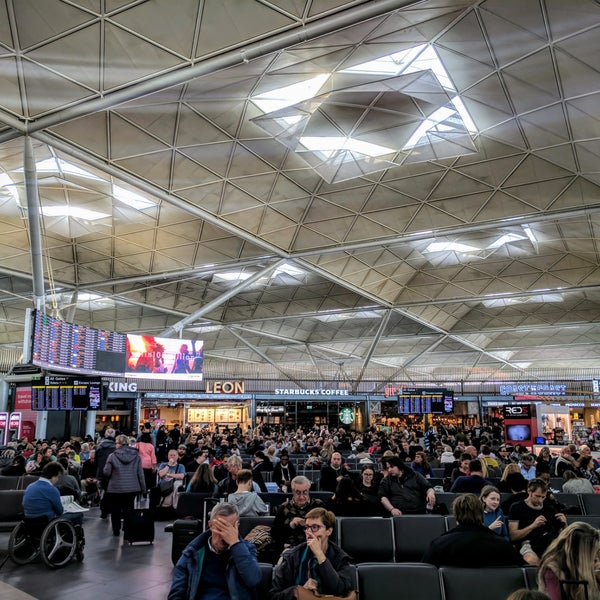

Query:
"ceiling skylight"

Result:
[[272, 263, 306, 277], [299, 137, 395, 159], [251, 44, 477, 182], [487, 233, 526, 249], [213, 271, 253, 282], [113, 184, 156, 210], [483, 293, 564, 308], [0, 173, 19, 203], [425, 242, 479, 253], [342, 44, 452, 89], [33, 158, 103, 180], [315, 309, 381, 322], [252, 74, 330, 113], [42, 205, 110, 220]]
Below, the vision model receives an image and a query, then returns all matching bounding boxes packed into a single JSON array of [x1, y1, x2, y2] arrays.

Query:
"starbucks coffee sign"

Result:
[[339, 407, 355, 425]]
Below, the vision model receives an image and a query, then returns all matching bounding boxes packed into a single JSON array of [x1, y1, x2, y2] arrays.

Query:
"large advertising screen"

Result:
[[31, 310, 203, 381], [125, 335, 203, 380]]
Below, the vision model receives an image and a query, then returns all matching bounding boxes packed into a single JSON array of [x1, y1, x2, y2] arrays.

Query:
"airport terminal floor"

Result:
[[0, 507, 173, 600]]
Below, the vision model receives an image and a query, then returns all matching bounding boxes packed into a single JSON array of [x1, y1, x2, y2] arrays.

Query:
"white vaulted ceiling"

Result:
[[0, 0, 600, 388]]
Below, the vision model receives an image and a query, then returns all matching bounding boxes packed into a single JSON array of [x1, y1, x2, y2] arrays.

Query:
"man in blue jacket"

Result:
[[168, 502, 262, 600]]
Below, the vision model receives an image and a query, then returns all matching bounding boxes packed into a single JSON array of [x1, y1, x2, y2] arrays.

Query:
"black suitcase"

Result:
[[171, 518, 202, 565], [124, 507, 155, 545]]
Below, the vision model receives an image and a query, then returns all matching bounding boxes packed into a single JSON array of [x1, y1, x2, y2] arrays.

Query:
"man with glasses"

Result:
[[270, 508, 355, 600], [271, 475, 325, 554]]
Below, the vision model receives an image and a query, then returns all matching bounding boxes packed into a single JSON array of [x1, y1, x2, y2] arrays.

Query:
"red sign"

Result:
[[14, 387, 32, 410], [0, 412, 7, 445], [8, 412, 21, 441]]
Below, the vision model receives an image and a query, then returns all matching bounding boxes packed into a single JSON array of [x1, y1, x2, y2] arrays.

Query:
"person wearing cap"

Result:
[[177, 444, 190, 466]]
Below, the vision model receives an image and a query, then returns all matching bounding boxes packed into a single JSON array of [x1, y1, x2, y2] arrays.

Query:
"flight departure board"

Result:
[[31, 311, 127, 376], [31, 375, 103, 411], [397, 388, 454, 414]]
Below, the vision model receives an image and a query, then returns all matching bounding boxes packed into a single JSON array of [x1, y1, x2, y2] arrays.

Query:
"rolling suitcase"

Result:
[[124, 501, 155, 545], [171, 518, 202, 564]]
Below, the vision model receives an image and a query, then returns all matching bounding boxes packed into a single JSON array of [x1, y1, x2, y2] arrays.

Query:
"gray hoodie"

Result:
[[104, 445, 145, 494], [227, 491, 269, 517]]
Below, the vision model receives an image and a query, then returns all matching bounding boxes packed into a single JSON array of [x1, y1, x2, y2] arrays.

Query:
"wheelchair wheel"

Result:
[[40, 518, 77, 569], [8, 521, 40, 565]]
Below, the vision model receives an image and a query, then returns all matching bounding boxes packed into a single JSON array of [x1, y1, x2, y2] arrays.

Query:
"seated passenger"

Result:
[[271, 476, 325, 553], [23, 461, 83, 526], [411, 451, 434, 478], [537, 521, 600, 600], [561, 470, 595, 494], [480, 485, 508, 539], [508, 478, 567, 565], [55, 456, 82, 502], [450, 459, 491, 494], [227, 469, 269, 517], [421, 493, 524, 567], [186, 462, 218, 495], [168, 502, 262, 600], [327, 476, 374, 517], [270, 507, 355, 600]]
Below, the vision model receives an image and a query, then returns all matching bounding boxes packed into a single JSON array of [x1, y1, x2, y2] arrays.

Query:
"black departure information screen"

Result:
[[31, 311, 127, 376], [397, 388, 454, 414], [31, 376, 102, 411]]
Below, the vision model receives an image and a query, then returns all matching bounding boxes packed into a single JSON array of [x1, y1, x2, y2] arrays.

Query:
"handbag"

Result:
[[244, 524, 273, 552], [293, 585, 357, 600], [159, 478, 175, 496]]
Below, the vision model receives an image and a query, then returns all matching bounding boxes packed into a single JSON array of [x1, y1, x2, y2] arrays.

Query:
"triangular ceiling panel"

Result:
[[479, 6, 547, 67], [103, 23, 182, 90], [111, 0, 199, 57], [196, 0, 294, 57], [27, 24, 101, 90], [13, 0, 94, 49], [21, 59, 95, 117]]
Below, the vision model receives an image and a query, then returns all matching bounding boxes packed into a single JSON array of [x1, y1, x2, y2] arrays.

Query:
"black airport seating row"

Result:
[[256, 563, 541, 600], [0, 475, 39, 490], [0, 489, 25, 532], [435, 492, 600, 516], [173, 491, 334, 522], [255, 513, 600, 564]]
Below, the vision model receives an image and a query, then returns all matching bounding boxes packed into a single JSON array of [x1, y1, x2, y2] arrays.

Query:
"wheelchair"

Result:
[[8, 516, 85, 569]]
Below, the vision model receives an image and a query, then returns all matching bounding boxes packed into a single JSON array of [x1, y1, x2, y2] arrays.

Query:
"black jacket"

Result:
[[422, 524, 525, 567]]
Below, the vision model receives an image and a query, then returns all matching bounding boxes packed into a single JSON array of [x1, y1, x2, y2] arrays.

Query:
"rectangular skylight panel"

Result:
[[299, 136, 394, 157], [213, 271, 253, 282], [425, 241, 479, 253], [252, 74, 330, 113], [42, 205, 109, 220], [487, 233, 526, 249], [341, 45, 427, 76], [113, 184, 155, 209]]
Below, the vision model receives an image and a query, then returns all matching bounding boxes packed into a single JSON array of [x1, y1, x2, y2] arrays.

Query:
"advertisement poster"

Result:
[[126, 335, 203, 380]]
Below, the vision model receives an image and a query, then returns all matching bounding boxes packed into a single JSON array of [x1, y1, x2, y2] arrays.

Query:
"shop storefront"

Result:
[[256, 390, 367, 432], [142, 392, 252, 432]]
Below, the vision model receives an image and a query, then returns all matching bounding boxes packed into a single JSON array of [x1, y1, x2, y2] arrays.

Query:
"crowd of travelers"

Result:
[[4, 419, 600, 600]]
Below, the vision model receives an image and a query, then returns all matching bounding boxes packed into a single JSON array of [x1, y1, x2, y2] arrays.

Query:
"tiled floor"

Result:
[[0, 508, 175, 600]]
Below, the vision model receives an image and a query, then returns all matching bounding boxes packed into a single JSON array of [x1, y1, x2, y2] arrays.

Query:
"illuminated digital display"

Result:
[[397, 388, 454, 414]]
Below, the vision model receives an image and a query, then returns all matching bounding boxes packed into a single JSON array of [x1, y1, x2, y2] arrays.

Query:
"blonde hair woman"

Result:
[[537, 521, 600, 600]]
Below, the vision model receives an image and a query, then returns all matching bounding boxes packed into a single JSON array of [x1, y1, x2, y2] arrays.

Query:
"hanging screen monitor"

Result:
[[397, 388, 454, 414], [30, 310, 203, 381], [31, 375, 104, 411]]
